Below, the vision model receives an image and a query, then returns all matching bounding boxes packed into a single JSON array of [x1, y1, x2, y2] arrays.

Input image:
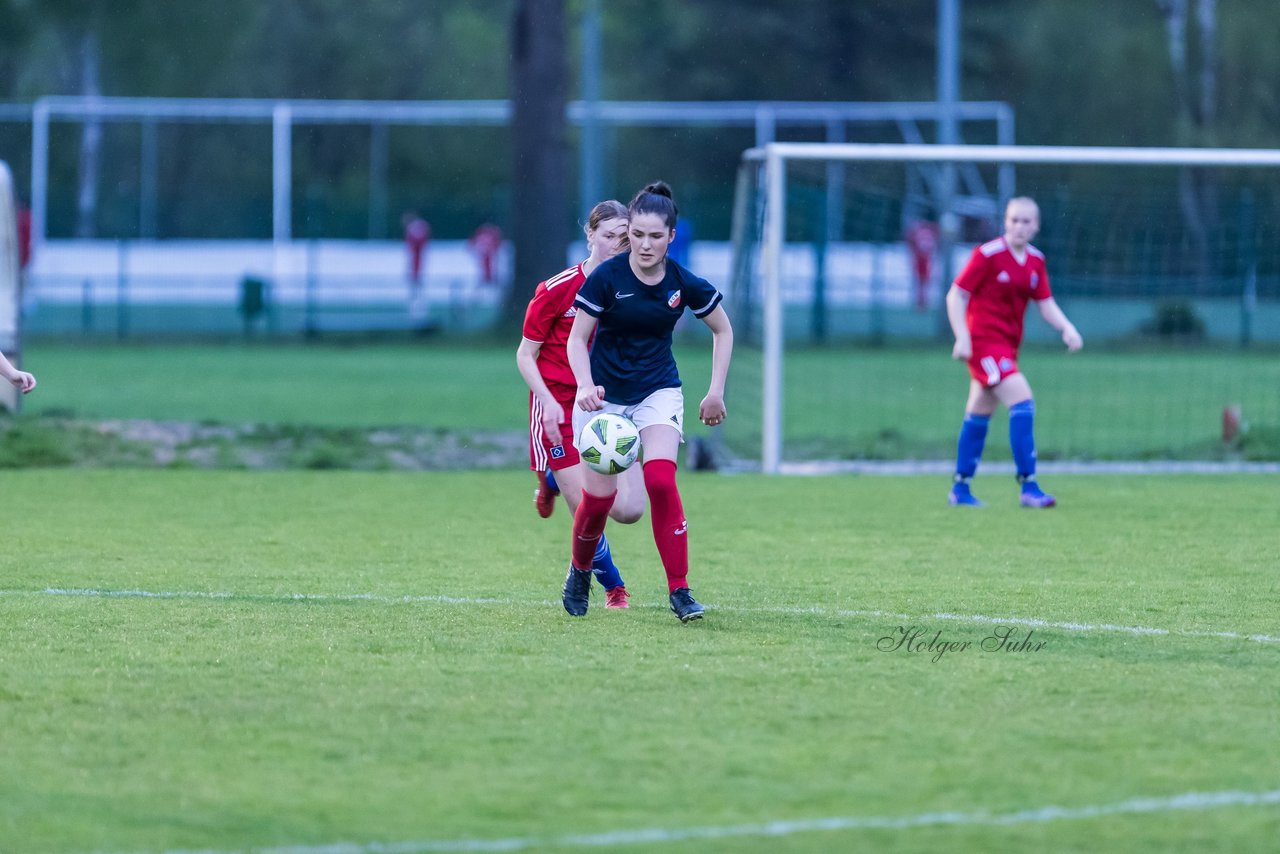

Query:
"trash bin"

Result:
[[238, 275, 268, 334]]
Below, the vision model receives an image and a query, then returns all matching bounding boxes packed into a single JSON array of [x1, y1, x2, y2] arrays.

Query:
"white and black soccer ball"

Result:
[[578, 413, 640, 475]]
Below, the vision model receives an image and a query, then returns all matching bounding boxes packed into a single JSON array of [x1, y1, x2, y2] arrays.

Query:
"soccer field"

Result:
[[2, 469, 1276, 853], [23, 341, 1280, 463]]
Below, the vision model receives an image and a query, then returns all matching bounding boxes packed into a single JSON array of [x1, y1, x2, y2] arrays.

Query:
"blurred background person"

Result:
[[402, 211, 432, 327], [469, 221, 503, 286]]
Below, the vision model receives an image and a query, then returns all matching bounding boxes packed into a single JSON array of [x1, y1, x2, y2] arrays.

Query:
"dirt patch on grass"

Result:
[[0, 418, 529, 470]]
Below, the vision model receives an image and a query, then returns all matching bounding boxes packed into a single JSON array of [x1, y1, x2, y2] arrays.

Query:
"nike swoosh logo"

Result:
[[615, 292, 635, 299]]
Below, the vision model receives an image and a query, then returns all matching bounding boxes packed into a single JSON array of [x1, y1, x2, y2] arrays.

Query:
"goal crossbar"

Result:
[[744, 142, 1280, 168]]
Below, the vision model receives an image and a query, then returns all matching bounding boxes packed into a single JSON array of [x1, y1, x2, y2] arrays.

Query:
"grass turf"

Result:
[[21, 341, 1280, 461], [1, 469, 1276, 852]]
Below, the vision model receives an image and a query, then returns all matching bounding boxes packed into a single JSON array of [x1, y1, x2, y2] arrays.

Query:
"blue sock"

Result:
[[954, 413, 990, 482], [544, 467, 559, 493], [1009, 400, 1038, 484], [591, 534, 624, 590]]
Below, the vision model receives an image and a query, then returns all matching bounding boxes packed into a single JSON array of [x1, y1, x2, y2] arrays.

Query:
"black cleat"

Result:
[[669, 587, 705, 623], [562, 566, 592, 616]]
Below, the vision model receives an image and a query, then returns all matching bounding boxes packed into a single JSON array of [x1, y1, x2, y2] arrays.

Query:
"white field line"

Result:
[[775, 460, 1280, 476], [3, 586, 1277, 645], [91, 788, 1280, 854]]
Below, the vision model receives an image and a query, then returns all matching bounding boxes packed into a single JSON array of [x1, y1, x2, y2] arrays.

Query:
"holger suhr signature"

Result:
[[877, 625, 1048, 663]]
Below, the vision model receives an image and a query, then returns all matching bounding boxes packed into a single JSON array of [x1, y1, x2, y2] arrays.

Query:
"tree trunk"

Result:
[[1157, 0, 1219, 277], [503, 0, 570, 331]]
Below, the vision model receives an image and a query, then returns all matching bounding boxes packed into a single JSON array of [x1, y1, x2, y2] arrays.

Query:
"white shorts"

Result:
[[571, 386, 685, 446]]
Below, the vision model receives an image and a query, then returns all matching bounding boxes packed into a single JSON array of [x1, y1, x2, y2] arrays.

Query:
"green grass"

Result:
[[722, 344, 1280, 461], [23, 341, 530, 430], [20, 341, 1280, 462], [1, 469, 1277, 852]]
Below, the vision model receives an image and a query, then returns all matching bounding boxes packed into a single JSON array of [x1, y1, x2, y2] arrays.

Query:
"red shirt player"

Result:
[[904, 218, 939, 311], [16, 206, 32, 271], [469, 222, 503, 285], [945, 196, 1082, 509], [402, 212, 431, 284], [514, 200, 645, 610], [402, 212, 431, 325]]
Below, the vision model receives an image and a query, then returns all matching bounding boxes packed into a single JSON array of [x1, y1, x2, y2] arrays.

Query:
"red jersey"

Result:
[[521, 263, 587, 394], [16, 208, 32, 270], [953, 236, 1052, 350], [404, 218, 431, 282]]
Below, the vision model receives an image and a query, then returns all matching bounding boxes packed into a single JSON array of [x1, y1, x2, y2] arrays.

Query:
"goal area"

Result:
[[722, 143, 1280, 473]]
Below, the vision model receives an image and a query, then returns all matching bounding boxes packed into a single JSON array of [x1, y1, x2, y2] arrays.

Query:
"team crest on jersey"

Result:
[[999, 357, 1014, 372], [563, 306, 578, 318], [550, 445, 566, 459], [667, 290, 681, 309], [1030, 273, 1039, 289]]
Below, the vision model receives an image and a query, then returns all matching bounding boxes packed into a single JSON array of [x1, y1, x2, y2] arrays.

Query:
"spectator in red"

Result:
[[469, 222, 503, 285], [16, 205, 32, 271], [402, 211, 432, 325], [904, 218, 939, 312]]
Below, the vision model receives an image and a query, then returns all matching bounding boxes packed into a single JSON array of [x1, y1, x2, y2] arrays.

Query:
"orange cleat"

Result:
[[534, 470, 558, 518], [604, 585, 630, 609]]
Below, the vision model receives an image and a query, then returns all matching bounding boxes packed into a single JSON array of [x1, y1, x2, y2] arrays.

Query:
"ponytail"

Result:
[[628, 181, 678, 229]]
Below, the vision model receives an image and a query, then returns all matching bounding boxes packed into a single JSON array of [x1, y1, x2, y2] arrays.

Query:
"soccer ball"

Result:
[[578, 413, 640, 475]]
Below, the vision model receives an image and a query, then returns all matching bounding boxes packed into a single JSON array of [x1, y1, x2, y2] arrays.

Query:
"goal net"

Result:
[[723, 143, 1280, 473]]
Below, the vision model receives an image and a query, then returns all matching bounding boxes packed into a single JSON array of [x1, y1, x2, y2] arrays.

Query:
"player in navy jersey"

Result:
[[945, 197, 1083, 508], [563, 181, 733, 622], [516, 200, 646, 609]]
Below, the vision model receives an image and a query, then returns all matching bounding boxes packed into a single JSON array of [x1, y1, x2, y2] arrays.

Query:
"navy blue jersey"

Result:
[[574, 253, 723, 405]]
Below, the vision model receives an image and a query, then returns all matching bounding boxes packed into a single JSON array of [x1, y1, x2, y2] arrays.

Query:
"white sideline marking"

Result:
[[92, 788, 1280, 853], [6, 586, 1277, 646], [732, 604, 1280, 645], [777, 460, 1280, 475]]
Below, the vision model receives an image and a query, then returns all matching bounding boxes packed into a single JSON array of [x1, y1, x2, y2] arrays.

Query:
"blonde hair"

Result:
[[585, 199, 628, 234], [1006, 196, 1040, 218]]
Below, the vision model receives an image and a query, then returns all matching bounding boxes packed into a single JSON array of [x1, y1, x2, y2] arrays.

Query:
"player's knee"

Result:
[[609, 502, 645, 525], [642, 458, 679, 495]]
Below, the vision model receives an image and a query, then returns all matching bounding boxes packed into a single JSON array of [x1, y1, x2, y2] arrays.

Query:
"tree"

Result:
[[5, 0, 150, 237], [1157, 0, 1219, 273], [504, 0, 570, 330]]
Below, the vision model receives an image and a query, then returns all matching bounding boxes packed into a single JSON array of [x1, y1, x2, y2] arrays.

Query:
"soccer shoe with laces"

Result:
[[604, 585, 630, 609], [948, 481, 984, 507], [534, 470, 559, 518], [562, 566, 592, 616], [669, 587, 705, 623], [1019, 481, 1057, 508]]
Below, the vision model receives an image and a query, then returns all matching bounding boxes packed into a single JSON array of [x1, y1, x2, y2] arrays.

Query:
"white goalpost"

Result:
[[736, 142, 1280, 474]]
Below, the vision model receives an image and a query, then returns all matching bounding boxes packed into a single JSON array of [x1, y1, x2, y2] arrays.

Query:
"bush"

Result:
[[1140, 300, 1207, 340]]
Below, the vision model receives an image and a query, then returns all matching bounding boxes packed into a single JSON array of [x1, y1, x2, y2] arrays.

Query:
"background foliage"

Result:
[[3, 0, 1280, 240]]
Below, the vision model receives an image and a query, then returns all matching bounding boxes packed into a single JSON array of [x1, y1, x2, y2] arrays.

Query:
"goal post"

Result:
[[732, 142, 1280, 473], [0, 162, 21, 413]]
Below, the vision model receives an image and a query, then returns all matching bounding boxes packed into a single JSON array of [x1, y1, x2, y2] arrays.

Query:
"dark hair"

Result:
[[585, 199, 628, 233], [628, 181, 678, 229]]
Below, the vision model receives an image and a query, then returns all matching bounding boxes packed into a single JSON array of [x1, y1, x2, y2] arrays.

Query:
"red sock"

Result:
[[643, 459, 688, 591], [571, 489, 615, 570]]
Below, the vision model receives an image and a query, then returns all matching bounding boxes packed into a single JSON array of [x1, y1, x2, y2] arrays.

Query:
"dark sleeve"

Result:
[[574, 266, 609, 317], [681, 268, 723, 319]]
